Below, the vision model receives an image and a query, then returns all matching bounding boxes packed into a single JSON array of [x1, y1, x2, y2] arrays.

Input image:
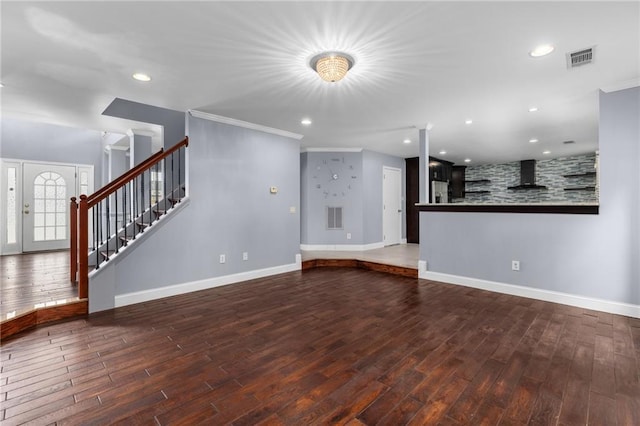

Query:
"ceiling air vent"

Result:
[[567, 47, 594, 68]]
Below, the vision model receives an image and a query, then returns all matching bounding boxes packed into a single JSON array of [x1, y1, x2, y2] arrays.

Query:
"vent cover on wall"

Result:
[[327, 207, 343, 230], [567, 47, 594, 68]]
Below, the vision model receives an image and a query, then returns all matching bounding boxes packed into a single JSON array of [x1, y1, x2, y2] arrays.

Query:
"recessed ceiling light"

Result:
[[132, 73, 151, 82], [464, 158, 471, 163], [464, 119, 473, 125], [542, 150, 551, 155], [403, 139, 411, 144], [528, 107, 538, 112], [301, 118, 312, 125], [529, 44, 555, 57], [529, 138, 539, 143], [439, 150, 447, 155], [0, 82, 4, 88]]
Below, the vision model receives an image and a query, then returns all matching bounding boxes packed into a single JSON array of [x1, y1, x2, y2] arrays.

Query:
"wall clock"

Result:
[[312, 156, 358, 198]]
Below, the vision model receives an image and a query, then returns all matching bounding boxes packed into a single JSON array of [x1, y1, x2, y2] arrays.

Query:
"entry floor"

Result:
[[0, 251, 79, 321], [301, 243, 419, 270]]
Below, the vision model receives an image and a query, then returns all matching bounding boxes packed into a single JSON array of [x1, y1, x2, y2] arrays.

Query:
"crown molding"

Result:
[[302, 147, 363, 153], [188, 110, 303, 140], [600, 78, 640, 93]]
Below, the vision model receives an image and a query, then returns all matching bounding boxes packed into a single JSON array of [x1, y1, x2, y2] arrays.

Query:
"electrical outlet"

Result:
[[512, 260, 520, 271], [346, 232, 352, 240], [219, 254, 226, 264], [242, 252, 248, 261]]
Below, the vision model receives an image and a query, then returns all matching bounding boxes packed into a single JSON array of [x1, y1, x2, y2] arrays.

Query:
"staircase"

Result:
[[70, 137, 189, 298]]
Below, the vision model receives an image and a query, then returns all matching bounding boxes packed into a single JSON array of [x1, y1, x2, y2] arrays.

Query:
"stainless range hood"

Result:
[[507, 160, 547, 190]]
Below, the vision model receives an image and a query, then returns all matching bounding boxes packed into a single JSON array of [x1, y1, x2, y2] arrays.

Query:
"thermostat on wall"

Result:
[[270, 186, 278, 194]]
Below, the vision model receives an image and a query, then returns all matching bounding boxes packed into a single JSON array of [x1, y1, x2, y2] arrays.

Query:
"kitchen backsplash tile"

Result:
[[453, 153, 598, 203]]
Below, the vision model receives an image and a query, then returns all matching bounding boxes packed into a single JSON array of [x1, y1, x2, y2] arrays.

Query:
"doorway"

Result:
[[1, 160, 94, 254], [382, 166, 402, 246]]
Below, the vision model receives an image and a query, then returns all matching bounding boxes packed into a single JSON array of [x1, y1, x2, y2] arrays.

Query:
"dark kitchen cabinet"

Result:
[[405, 157, 419, 243], [451, 165, 466, 199], [428, 156, 453, 182]]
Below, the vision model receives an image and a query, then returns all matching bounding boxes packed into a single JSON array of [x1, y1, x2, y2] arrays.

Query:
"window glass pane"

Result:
[[45, 227, 55, 240], [46, 186, 55, 198], [35, 175, 44, 185], [56, 213, 65, 225], [80, 171, 88, 185], [46, 213, 55, 226], [34, 185, 45, 199], [35, 199, 45, 212], [6, 167, 17, 244], [56, 186, 65, 198], [57, 200, 66, 211], [46, 200, 55, 212], [35, 213, 44, 227], [42, 172, 51, 180], [34, 228, 44, 241], [56, 226, 66, 239]]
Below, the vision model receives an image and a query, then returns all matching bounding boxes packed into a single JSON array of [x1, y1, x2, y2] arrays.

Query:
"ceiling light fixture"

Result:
[[403, 139, 411, 144], [439, 150, 447, 155], [465, 119, 473, 125], [301, 118, 312, 125], [132, 73, 151, 82], [529, 44, 555, 57], [310, 52, 354, 83], [528, 107, 538, 112], [529, 138, 539, 143], [543, 150, 551, 155], [464, 158, 471, 163], [0, 82, 4, 88]]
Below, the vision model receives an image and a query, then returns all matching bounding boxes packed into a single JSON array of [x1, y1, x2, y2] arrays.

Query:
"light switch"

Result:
[[270, 186, 278, 194]]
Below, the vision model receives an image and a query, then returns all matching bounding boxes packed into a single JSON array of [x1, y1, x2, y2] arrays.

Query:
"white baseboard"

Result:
[[420, 270, 640, 319], [115, 260, 301, 308], [300, 242, 384, 251], [401, 238, 407, 244]]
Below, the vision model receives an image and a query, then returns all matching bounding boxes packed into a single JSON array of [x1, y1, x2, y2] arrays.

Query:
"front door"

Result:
[[22, 163, 77, 252], [383, 166, 402, 246]]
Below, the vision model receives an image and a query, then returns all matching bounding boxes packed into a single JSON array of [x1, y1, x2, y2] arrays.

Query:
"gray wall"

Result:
[[1, 117, 103, 187], [300, 150, 406, 246], [420, 87, 639, 305], [132, 134, 152, 167], [301, 151, 364, 245], [91, 113, 301, 304], [102, 98, 185, 148], [362, 150, 406, 244]]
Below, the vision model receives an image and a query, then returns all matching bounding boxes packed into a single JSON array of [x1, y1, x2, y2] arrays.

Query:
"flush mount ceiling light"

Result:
[[464, 119, 473, 125], [529, 138, 539, 143], [403, 139, 411, 144], [439, 150, 447, 155], [464, 158, 472, 163], [132, 72, 151, 82], [310, 52, 354, 83], [529, 44, 555, 57], [543, 150, 551, 155], [301, 118, 312, 126], [528, 107, 538, 112]]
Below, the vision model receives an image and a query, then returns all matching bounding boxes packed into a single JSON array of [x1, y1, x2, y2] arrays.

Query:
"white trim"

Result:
[[401, 238, 407, 244], [600, 79, 640, 93], [302, 147, 364, 153], [188, 110, 303, 140], [420, 270, 640, 319], [115, 259, 302, 308], [300, 242, 384, 251], [126, 128, 156, 137]]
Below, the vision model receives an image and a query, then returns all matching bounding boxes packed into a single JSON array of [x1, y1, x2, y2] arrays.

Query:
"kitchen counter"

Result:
[[416, 203, 599, 214]]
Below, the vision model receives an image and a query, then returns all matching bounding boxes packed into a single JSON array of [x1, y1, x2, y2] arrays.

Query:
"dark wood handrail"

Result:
[[87, 137, 188, 207]]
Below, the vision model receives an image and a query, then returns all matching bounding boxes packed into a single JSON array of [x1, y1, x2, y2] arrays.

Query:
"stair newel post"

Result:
[[184, 137, 189, 198], [78, 195, 89, 299], [70, 197, 78, 282]]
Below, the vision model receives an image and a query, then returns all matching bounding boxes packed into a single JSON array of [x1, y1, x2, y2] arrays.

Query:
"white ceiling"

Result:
[[1, 1, 638, 164]]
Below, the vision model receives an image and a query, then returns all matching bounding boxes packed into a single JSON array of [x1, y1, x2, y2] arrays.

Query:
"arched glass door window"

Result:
[[33, 171, 67, 241]]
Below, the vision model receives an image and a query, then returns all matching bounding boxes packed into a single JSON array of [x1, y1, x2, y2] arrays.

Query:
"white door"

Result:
[[22, 163, 77, 252], [383, 166, 402, 246]]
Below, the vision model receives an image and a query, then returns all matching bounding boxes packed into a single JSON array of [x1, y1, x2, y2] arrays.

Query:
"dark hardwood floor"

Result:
[[1, 251, 78, 319], [1, 267, 638, 425]]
